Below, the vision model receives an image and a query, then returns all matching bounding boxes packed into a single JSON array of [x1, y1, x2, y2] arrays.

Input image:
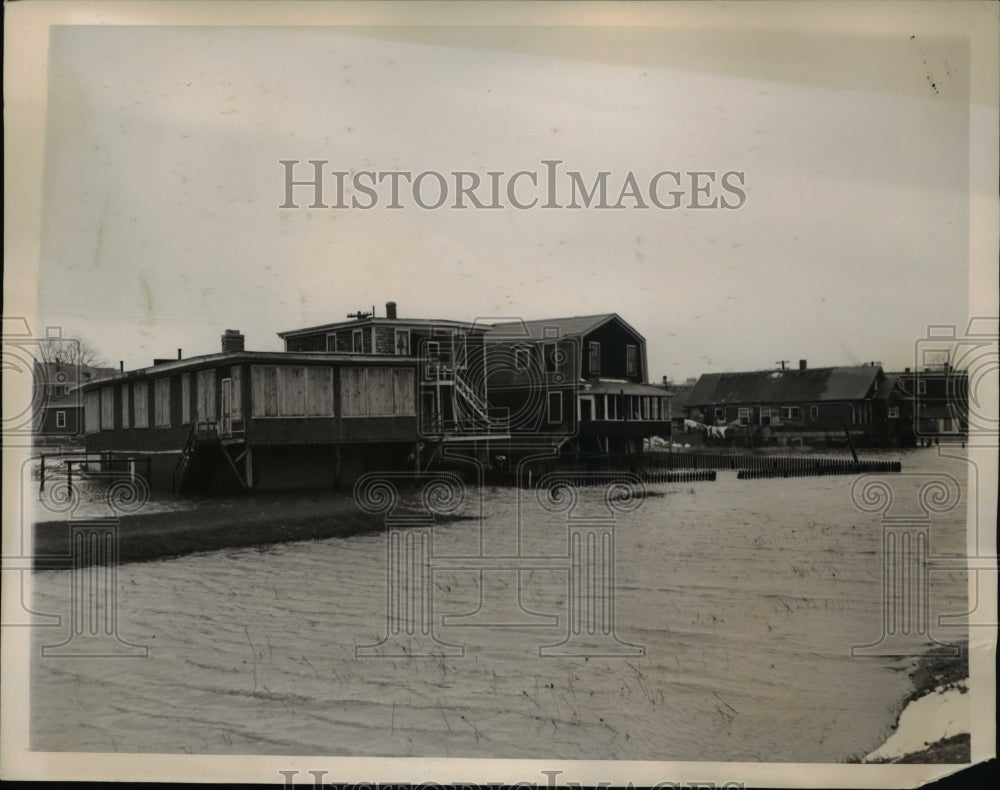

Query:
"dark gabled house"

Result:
[[685, 360, 914, 447], [484, 313, 671, 457]]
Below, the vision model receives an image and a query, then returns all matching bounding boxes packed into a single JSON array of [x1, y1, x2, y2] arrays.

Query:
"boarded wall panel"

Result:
[[181, 373, 191, 424], [368, 368, 394, 415], [279, 366, 306, 416], [306, 367, 334, 416], [154, 378, 171, 427], [196, 370, 216, 421], [134, 382, 149, 428], [100, 386, 114, 429], [393, 370, 415, 415], [121, 383, 130, 429], [231, 366, 242, 420], [84, 390, 100, 433]]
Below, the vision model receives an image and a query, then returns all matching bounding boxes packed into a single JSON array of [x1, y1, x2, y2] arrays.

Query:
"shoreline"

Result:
[[861, 643, 971, 764], [32, 491, 470, 569], [32, 484, 673, 570]]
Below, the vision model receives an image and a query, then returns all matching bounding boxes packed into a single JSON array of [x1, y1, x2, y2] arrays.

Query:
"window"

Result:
[[340, 368, 415, 416], [715, 407, 725, 420], [154, 379, 171, 427], [395, 329, 410, 356], [641, 397, 649, 420], [809, 405, 819, 421], [134, 382, 149, 428], [588, 341, 601, 375], [514, 346, 530, 370], [888, 406, 900, 418], [196, 370, 216, 421], [64, 385, 71, 396], [424, 341, 441, 378], [55, 410, 66, 428], [917, 380, 927, 395], [547, 391, 562, 424], [543, 325, 559, 339], [738, 407, 751, 426], [251, 365, 335, 417], [543, 342, 560, 374], [121, 383, 130, 429], [181, 373, 191, 424], [100, 386, 114, 430], [780, 406, 800, 420], [352, 329, 364, 353], [760, 407, 773, 427], [84, 391, 99, 433], [626, 344, 638, 377]]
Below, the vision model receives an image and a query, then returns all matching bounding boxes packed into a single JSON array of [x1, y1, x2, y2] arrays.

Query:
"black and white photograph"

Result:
[[2, 1, 997, 786]]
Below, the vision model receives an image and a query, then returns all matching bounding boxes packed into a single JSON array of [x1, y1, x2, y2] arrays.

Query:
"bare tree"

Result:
[[35, 335, 108, 370]]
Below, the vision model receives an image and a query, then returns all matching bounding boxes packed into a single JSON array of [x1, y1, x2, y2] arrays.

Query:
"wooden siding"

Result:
[[341, 368, 415, 417], [134, 381, 150, 428], [196, 370, 215, 421], [84, 390, 100, 433], [100, 386, 115, 429], [231, 366, 243, 420], [251, 365, 335, 417], [121, 383, 130, 429], [154, 378, 171, 427], [181, 373, 191, 424]]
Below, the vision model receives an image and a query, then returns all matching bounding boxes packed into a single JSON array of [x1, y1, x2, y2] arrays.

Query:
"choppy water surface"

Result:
[[30, 449, 971, 761]]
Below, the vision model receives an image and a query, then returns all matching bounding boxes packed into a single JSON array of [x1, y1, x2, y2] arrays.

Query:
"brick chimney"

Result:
[[386, 301, 397, 320], [222, 329, 245, 353], [799, 359, 807, 371]]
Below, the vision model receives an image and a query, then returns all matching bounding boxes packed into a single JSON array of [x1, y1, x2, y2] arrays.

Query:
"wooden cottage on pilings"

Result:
[[81, 329, 421, 494]]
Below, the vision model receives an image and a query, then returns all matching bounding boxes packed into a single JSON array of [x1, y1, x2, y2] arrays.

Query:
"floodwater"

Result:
[[28, 448, 971, 761]]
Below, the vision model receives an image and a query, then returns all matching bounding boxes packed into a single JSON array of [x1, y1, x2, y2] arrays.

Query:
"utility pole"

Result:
[[775, 360, 790, 370]]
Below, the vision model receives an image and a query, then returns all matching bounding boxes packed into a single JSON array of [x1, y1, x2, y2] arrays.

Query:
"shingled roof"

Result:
[[687, 366, 883, 406], [485, 313, 642, 341]]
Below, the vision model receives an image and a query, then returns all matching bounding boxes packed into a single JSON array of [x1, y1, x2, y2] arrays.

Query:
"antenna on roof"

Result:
[[347, 308, 373, 320], [775, 360, 790, 370]]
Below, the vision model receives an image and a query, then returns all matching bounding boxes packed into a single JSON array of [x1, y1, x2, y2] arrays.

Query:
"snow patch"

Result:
[[863, 681, 969, 762]]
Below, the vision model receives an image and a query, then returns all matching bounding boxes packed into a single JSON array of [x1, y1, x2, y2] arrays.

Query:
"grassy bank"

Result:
[[32, 491, 470, 569]]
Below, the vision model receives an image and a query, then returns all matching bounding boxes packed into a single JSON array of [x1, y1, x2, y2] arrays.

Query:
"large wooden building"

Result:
[[82, 330, 420, 492]]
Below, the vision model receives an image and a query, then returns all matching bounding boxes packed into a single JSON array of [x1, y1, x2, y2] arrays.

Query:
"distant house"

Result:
[[892, 365, 968, 438], [484, 313, 671, 457], [685, 360, 914, 447], [34, 361, 116, 444]]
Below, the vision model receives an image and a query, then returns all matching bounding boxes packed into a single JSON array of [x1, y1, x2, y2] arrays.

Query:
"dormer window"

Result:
[[627, 344, 638, 376], [589, 342, 601, 376]]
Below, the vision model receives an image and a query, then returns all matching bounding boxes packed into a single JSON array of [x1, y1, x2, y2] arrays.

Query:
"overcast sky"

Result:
[[37, 18, 973, 381]]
